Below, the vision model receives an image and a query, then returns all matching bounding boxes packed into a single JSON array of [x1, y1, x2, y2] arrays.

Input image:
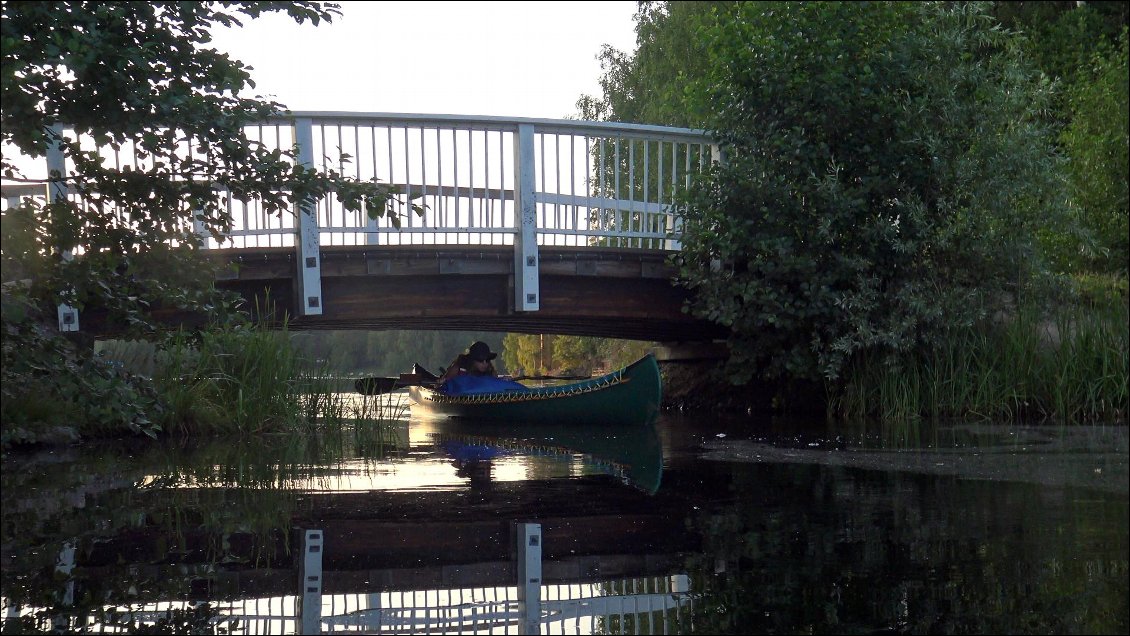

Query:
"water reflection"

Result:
[[425, 417, 665, 495], [1, 408, 1126, 634]]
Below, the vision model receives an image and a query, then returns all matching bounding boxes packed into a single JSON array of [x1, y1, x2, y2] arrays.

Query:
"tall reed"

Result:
[[834, 297, 1128, 423], [154, 324, 404, 437]]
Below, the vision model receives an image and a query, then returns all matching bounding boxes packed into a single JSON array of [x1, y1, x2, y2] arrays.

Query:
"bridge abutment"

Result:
[[652, 341, 728, 362]]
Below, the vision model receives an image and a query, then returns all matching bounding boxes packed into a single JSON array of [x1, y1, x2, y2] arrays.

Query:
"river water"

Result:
[[1, 394, 1126, 634]]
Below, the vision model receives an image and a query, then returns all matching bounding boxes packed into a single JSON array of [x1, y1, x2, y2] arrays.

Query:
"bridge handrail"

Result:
[[266, 110, 711, 142], [1, 114, 715, 249]]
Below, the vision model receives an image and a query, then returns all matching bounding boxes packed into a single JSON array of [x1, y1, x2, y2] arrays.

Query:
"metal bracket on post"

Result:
[[191, 207, 211, 248], [513, 124, 539, 311], [514, 522, 542, 635], [49, 541, 76, 632], [710, 143, 725, 167], [294, 117, 323, 316], [298, 529, 323, 634], [56, 304, 79, 332], [46, 126, 79, 332], [365, 206, 380, 246]]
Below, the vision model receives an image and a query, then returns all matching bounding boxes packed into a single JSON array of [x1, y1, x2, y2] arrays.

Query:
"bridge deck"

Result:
[[211, 245, 723, 341]]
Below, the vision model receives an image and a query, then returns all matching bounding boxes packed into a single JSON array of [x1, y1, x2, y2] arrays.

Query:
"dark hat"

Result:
[[467, 341, 497, 362]]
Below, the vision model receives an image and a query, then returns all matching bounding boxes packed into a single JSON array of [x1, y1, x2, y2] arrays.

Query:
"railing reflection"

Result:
[[318, 575, 691, 634], [3, 568, 693, 634], [1, 420, 695, 634]]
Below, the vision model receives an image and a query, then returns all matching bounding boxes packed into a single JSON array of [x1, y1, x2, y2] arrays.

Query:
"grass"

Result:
[[153, 323, 406, 438], [834, 296, 1128, 424]]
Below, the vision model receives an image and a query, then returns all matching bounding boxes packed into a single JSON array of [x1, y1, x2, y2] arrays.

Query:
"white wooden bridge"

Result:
[[1, 113, 718, 337]]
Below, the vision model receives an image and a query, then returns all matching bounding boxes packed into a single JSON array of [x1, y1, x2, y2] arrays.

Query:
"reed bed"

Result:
[[834, 298, 1128, 423], [153, 324, 405, 438], [139, 424, 407, 565]]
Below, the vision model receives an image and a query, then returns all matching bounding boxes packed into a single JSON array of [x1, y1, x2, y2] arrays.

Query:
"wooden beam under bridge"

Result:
[[208, 245, 726, 341], [69, 244, 727, 341]]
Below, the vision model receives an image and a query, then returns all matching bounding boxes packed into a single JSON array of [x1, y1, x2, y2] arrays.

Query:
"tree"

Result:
[[1060, 27, 1129, 274], [502, 333, 545, 376], [1, 1, 417, 331], [552, 335, 600, 374], [1, 2, 417, 440], [990, 1, 1129, 276], [289, 329, 508, 376], [672, 1, 1070, 384], [575, 2, 730, 251], [576, 1, 724, 128]]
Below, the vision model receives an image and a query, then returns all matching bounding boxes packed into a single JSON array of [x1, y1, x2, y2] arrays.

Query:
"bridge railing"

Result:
[[2, 114, 714, 247], [237, 113, 715, 251], [1, 113, 716, 316]]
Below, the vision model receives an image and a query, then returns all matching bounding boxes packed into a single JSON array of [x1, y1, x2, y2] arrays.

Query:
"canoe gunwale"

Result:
[[407, 353, 661, 426], [419, 368, 632, 405]]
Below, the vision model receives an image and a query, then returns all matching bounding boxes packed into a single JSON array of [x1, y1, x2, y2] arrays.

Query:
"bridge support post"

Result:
[[294, 117, 324, 316], [46, 126, 79, 332], [49, 541, 76, 632], [298, 529, 324, 634], [513, 124, 539, 311], [514, 522, 542, 635]]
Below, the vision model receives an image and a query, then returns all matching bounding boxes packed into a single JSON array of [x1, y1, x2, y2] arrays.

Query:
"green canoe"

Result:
[[407, 353, 662, 426]]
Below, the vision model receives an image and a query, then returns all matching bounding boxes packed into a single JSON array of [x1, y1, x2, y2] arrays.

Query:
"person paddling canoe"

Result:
[[438, 341, 498, 383]]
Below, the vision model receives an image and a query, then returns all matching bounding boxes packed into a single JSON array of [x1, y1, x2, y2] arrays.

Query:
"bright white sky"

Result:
[[208, 1, 639, 119], [0, 1, 637, 182]]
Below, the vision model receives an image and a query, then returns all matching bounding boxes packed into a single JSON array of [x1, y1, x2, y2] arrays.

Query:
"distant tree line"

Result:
[[286, 330, 654, 378], [288, 330, 508, 377], [500, 334, 652, 376]]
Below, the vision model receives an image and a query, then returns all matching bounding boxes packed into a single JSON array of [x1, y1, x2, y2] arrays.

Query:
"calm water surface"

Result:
[[2, 395, 1126, 634]]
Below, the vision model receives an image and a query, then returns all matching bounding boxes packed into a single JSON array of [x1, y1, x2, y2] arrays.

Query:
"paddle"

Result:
[[355, 361, 442, 395], [355, 371, 593, 395], [355, 375, 436, 395], [354, 376, 398, 395]]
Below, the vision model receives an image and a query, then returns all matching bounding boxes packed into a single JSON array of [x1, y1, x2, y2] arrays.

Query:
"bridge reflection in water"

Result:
[[0, 414, 701, 634], [15, 573, 691, 634], [231, 529, 692, 634]]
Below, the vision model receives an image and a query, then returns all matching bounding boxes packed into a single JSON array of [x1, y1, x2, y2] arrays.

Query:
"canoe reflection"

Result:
[[442, 440, 502, 495], [429, 419, 665, 495]]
